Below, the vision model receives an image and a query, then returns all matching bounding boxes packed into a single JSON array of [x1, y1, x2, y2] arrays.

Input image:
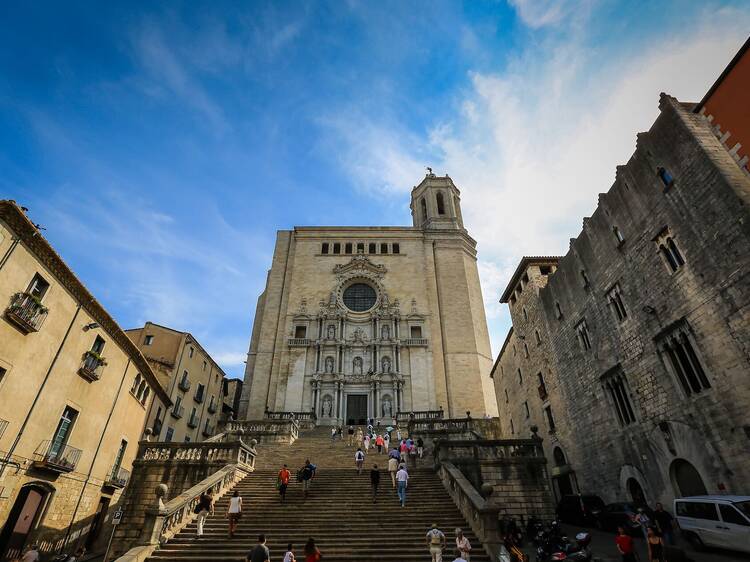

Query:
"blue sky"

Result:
[[1, 1, 748, 379]]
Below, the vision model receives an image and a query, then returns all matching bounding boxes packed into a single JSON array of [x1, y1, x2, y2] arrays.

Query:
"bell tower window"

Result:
[[420, 197, 428, 224], [436, 192, 446, 215]]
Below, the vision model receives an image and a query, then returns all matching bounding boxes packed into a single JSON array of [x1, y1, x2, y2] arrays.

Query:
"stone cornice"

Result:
[[0, 200, 172, 406]]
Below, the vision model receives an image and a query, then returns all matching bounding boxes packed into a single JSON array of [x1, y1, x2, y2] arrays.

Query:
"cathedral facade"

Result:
[[238, 174, 498, 424]]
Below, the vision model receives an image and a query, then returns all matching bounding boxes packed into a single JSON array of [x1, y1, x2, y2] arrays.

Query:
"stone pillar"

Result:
[[336, 381, 343, 421], [312, 380, 320, 417], [315, 346, 321, 372], [395, 345, 401, 373], [374, 381, 380, 419]]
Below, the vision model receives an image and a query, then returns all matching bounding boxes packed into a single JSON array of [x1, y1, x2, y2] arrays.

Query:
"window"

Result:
[[333, 243, 341, 254], [720, 505, 749, 526], [380, 243, 388, 254], [602, 370, 636, 425], [356, 242, 364, 253], [510, 295, 517, 306], [189, 347, 194, 358], [0, 366, 6, 384], [535, 330, 541, 345], [522, 273, 529, 284], [343, 283, 377, 312], [512, 345, 516, 356], [208, 395, 215, 410], [144, 335, 154, 346], [130, 374, 141, 394], [539, 265, 552, 275], [174, 396, 182, 412], [576, 319, 592, 351], [522, 307, 528, 321], [436, 192, 446, 215], [27, 273, 50, 299], [657, 232, 685, 273], [165, 427, 174, 442], [140, 386, 150, 405], [658, 322, 710, 396], [51, 406, 78, 457], [368, 243, 376, 254], [345, 242, 353, 254], [203, 360, 207, 371], [420, 197, 427, 223], [112, 439, 127, 473], [504, 389, 509, 403], [657, 167, 674, 188], [195, 383, 205, 403], [294, 325, 307, 339], [675, 502, 718, 521], [607, 284, 628, 322], [322, 243, 329, 254], [537, 372, 547, 400], [91, 335, 106, 354], [555, 302, 563, 319], [153, 407, 163, 435], [524, 401, 530, 419], [410, 326, 422, 338], [523, 344, 529, 358], [544, 406, 556, 433], [613, 226, 625, 245], [517, 368, 523, 385], [392, 243, 400, 254], [510, 418, 515, 435], [184, 436, 191, 443], [580, 269, 590, 289]]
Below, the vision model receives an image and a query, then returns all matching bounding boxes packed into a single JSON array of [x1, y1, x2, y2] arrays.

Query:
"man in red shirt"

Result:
[[615, 526, 635, 562], [277, 464, 291, 503]]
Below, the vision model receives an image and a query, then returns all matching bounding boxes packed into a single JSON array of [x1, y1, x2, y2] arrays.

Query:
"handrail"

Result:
[[439, 462, 502, 559]]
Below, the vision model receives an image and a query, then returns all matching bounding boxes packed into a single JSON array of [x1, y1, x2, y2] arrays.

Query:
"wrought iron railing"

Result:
[[105, 465, 130, 488], [193, 391, 204, 404], [178, 378, 191, 391], [33, 440, 82, 472], [78, 351, 106, 381], [5, 292, 48, 333], [170, 405, 184, 419], [202, 423, 215, 437], [187, 414, 199, 428], [207, 401, 218, 414]]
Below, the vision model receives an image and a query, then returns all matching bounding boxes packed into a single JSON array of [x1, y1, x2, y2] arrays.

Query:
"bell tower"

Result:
[[410, 171, 465, 230]]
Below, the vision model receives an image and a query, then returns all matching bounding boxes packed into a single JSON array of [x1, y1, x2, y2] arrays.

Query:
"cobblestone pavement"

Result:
[[553, 524, 750, 562]]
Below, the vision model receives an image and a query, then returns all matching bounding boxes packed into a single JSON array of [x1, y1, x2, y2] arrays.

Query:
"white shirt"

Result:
[[396, 468, 409, 482], [21, 551, 40, 562], [355, 451, 365, 461], [229, 496, 242, 513], [456, 536, 471, 552], [283, 551, 296, 562], [426, 528, 445, 544]]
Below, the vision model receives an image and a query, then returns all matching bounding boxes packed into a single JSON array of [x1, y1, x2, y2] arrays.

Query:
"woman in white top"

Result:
[[226, 490, 242, 538]]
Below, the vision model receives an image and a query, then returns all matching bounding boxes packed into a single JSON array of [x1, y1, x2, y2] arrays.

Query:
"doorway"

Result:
[[346, 394, 368, 425], [0, 483, 52, 560], [671, 459, 708, 497], [85, 496, 110, 549], [627, 478, 647, 507]]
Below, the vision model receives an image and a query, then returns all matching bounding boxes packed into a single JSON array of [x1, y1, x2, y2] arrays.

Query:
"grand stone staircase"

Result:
[[147, 427, 491, 561]]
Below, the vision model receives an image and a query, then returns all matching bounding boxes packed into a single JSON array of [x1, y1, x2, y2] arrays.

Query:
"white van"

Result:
[[674, 495, 750, 554]]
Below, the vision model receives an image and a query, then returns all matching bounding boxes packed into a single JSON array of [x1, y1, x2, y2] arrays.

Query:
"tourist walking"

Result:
[[383, 432, 390, 451], [355, 447, 365, 474], [348, 425, 355, 446], [388, 452, 399, 488], [356, 426, 364, 445], [417, 437, 424, 458], [615, 526, 636, 562], [330, 426, 336, 445], [426, 524, 447, 562], [300, 459, 317, 498], [635, 508, 651, 541], [451, 550, 468, 562], [246, 534, 270, 562], [400, 439, 408, 462], [375, 434, 384, 453], [283, 543, 296, 562], [278, 464, 291, 503], [20, 544, 40, 562], [653, 502, 675, 545], [370, 463, 380, 503], [195, 489, 214, 537], [364, 433, 371, 451], [396, 463, 409, 507], [647, 527, 665, 562], [455, 528, 471, 561], [303, 537, 322, 562], [226, 490, 242, 538]]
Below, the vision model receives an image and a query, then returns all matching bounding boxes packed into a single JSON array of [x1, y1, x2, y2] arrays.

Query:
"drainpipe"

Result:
[[0, 236, 20, 272]]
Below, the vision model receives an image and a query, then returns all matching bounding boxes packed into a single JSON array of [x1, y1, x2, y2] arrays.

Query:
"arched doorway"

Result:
[[627, 478, 647, 507], [551, 446, 574, 499], [553, 447, 566, 467], [0, 482, 54, 560], [670, 459, 707, 497]]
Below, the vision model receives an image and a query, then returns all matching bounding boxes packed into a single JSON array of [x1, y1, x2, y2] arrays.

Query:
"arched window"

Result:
[[420, 197, 427, 223], [141, 386, 150, 405], [137, 380, 147, 401], [131, 374, 141, 394], [436, 192, 445, 215]]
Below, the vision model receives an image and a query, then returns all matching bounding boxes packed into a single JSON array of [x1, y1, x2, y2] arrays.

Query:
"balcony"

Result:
[[170, 405, 184, 419], [402, 338, 428, 347], [207, 401, 217, 414], [104, 465, 130, 489], [5, 292, 49, 334], [538, 384, 548, 401], [152, 417, 163, 436], [178, 378, 191, 392], [193, 392, 204, 404], [287, 338, 310, 347], [78, 351, 106, 382], [202, 423, 215, 438], [187, 415, 199, 429], [33, 440, 81, 473]]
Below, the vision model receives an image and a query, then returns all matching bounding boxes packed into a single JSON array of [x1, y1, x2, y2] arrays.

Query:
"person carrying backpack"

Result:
[[355, 447, 365, 474], [426, 524, 447, 562], [299, 459, 317, 498]]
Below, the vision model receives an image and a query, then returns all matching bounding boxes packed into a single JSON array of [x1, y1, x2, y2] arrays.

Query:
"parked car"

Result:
[[675, 495, 750, 554], [557, 495, 606, 526], [597, 502, 645, 535]]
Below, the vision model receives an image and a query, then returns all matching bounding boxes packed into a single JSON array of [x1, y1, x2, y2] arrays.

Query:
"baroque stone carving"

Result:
[[324, 356, 334, 373], [322, 395, 333, 417], [353, 356, 363, 375]]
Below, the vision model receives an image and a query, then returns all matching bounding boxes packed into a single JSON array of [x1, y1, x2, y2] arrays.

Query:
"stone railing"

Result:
[[433, 438, 545, 466], [401, 338, 429, 346], [439, 461, 503, 559], [395, 409, 443, 424], [408, 417, 504, 441], [287, 338, 311, 347], [219, 418, 299, 444], [265, 410, 317, 430], [137, 440, 256, 467]]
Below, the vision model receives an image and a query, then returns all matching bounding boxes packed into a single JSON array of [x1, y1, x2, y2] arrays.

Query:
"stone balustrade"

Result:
[[265, 410, 317, 429], [395, 409, 444, 424], [137, 440, 256, 466], [219, 418, 299, 444]]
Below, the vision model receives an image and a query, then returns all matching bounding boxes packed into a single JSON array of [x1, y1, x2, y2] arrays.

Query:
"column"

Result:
[[336, 382, 343, 420], [395, 345, 401, 373], [374, 381, 380, 419], [392, 381, 399, 414], [316, 346, 321, 372], [312, 381, 320, 417]]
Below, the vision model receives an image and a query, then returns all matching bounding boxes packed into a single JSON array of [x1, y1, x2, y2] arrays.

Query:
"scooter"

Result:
[[536, 527, 592, 562]]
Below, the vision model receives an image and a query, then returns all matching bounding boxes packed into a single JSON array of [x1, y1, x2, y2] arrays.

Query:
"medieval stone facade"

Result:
[[492, 92, 750, 508], [239, 174, 498, 423]]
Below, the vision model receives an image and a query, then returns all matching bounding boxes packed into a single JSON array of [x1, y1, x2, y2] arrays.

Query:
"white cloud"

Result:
[[213, 351, 248, 367]]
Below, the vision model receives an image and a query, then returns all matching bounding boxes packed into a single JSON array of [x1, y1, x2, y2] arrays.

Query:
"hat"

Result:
[[431, 523, 439, 529]]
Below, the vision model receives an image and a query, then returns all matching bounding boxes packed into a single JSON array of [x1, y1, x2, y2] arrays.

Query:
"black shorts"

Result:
[[279, 484, 288, 493]]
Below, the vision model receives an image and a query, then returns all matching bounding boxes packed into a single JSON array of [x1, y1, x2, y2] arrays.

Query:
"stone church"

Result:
[[238, 173, 498, 424]]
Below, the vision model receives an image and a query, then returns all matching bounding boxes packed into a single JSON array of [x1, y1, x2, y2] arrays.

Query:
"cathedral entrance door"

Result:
[[346, 394, 368, 426]]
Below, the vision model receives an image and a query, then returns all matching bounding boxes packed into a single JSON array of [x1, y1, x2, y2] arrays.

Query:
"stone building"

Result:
[[223, 377, 243, 418], [0, 201, 170, 559], [239, 173, 498, 423], [492, 88, 750, 508], [126, 322, 227, 443]]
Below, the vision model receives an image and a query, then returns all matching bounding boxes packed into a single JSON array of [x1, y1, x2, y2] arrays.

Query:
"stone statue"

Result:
[[381, 324, 390, 340], [382, 397, 392, 418], [381, 356, 391, 374], [325, 356, 334, 373], [327, 324, 336, 340], [353, 356, 363, 375], [322, 395, 333, 417], [353, 327, 364, 342]]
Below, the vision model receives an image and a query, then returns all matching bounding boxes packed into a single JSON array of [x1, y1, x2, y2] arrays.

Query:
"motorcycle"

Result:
[[536, 524, 592, 562]]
